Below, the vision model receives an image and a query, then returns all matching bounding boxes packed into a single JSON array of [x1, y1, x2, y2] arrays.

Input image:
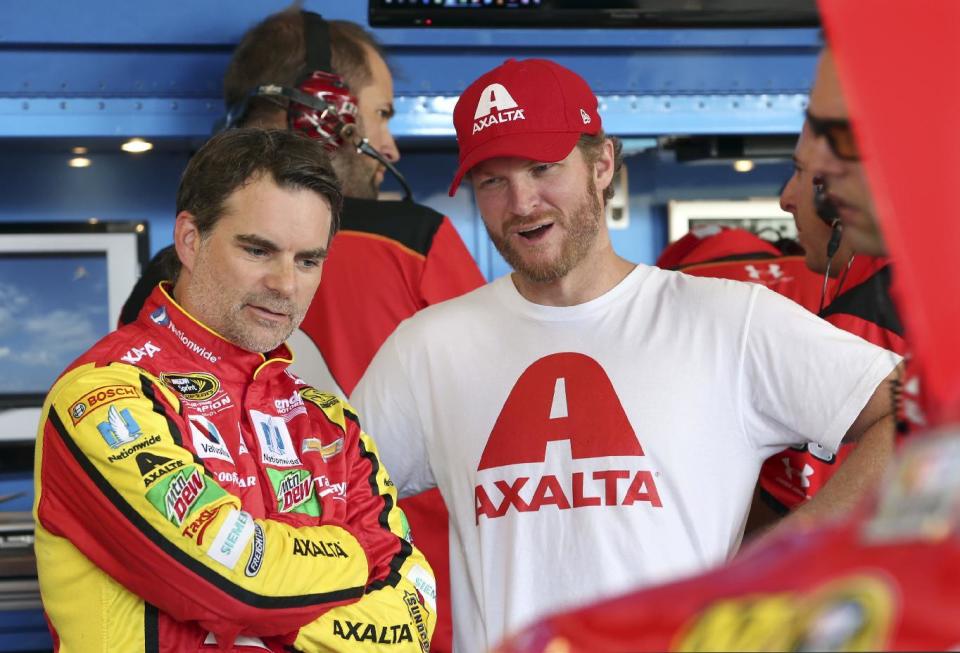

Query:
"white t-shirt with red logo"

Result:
[[352, 264, 896, 653]]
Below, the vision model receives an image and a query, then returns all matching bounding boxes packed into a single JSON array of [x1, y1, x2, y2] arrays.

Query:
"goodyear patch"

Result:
[[160, 372, 220, 401], [69, 384, 140, 425], [673, 575, 894, 652]]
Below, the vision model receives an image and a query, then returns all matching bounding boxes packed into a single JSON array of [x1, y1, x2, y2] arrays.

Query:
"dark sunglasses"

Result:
[[805, 110, 859, 161]]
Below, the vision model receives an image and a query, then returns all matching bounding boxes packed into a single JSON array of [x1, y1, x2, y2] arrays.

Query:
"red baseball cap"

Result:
[[448, 58, 602, 196]]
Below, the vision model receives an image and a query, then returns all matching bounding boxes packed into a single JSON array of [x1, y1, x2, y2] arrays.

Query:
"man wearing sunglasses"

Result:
[[806, 47, 886, 257], [807, 46, 928, 437]]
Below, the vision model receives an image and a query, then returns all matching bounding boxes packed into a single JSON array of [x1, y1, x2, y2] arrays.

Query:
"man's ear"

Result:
[[173, 211, 202, 275], [593, 138, 616, 192]]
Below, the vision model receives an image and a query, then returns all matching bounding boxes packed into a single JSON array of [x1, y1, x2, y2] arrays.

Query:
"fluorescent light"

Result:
[[68, 157, 92, 168], [121, 138, 153, 153], [733, 159, 755, 173]]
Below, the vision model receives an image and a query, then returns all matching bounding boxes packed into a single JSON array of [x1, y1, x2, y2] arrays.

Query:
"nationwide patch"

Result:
[[146, 465, 226, 526], [267, 468, 320, 516], [249, 409, 301, 467], [69, 384, 140, 425], [160, 372, 220, 401], [96, 405, 143, 449]]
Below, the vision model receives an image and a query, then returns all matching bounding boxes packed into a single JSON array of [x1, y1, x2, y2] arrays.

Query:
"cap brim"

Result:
[[447, 131, 582, 197]]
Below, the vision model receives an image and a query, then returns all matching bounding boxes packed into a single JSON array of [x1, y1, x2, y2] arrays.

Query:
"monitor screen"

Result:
[[0, 222, 148, 441], [0, 252, 111, 396], [370, 0, 819, 28]]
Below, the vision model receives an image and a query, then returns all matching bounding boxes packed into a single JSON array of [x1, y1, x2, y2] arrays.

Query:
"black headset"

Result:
[[217, 11, 412, 200], [812, 175, 851, 312], [813, 175, 841, 257]]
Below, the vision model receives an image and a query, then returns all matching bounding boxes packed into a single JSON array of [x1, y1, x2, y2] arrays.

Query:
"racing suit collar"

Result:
[[138, 282, 294, 381]]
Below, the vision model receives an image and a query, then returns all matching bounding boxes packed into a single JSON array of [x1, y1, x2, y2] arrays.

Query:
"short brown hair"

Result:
[[176, 128, 342, 240], [577, 132, 623, 205], [223, 7, 386, 127]]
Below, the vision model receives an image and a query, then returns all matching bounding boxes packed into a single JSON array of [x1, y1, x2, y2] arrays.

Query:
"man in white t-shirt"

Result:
[[352, 58, 900, 652]]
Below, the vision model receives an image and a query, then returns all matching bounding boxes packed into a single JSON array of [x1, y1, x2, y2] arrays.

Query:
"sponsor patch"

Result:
[[268, 468, 319, 515], [302, 436, 344, 461], [292, 537, 348, 558], [249, 409, 301, 467], [107, 434, 161, 463], [314, 474, 347, 502], [165, 319, 219, 364], [207, 510, 255, 571], [69, 384, 140, 425], [146, 465, 225, 526], [150, 305, 170, 326], [181, 506, 222, 545], [274, 390, 306, 418], [404, 590, 432, 653], [96, 405, 143, 448], [244, 524, 265, 577], [120, 341, 161, 365], [160, 372, 220, 401], [673, 576, 894, 652], [298, 387, 340, 410], [333, 620, 414, 645], [188, 414, 234, 463], [406, 564, 437, 612], [216, 470, 256, 489], [136, 451, 185, 488]]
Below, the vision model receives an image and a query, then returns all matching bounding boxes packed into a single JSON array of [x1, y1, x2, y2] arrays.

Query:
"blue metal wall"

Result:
[[0, 0, 815, 275]]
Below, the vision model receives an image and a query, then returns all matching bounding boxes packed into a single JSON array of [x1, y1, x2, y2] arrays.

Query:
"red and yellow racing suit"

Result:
[[34, 284, 436, 652]]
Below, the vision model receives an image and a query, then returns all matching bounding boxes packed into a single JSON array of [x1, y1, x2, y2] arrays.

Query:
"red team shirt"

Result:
[[658, 227, 905, 512]]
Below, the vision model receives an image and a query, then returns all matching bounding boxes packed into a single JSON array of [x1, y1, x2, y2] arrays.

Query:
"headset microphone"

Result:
[[813, 175, 851, 312], [814, 176, 842, 257]]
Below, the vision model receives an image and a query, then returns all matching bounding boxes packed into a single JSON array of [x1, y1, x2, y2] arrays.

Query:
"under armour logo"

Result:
[[782, 457, 814, 488], [745, 263, 784, 281], [579, 108, 591, 124]]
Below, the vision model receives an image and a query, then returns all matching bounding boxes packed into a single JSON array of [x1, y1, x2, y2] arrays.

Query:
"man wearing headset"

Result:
[[122, 9, 485, 652], [754, 121, 906, 522]]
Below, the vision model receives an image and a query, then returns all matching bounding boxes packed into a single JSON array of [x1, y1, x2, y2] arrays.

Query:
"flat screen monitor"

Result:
[[369, 0, 819, 28], [0, 222, 149, 441]]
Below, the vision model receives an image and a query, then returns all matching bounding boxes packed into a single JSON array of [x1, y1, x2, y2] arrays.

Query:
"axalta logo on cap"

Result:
[[473, 83, 526, 135]]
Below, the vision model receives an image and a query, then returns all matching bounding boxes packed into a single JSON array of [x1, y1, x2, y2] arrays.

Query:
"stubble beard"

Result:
[[332, 147, 379, 200], [488, 177, 603, 284], [188, 254, 305, 354]]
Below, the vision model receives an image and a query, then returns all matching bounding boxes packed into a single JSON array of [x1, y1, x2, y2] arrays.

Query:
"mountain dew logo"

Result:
[[146, 465, 226, 526], [268, 468, 320, 516], [399, 509, 412, 543]]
